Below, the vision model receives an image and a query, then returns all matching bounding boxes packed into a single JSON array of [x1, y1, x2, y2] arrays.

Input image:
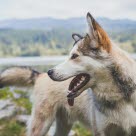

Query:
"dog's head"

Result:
[[48, 13, 112, 104]]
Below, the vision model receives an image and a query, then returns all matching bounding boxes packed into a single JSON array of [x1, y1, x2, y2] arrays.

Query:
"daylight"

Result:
[[0, 0, 136, 20], [0, 0, 136, 136]]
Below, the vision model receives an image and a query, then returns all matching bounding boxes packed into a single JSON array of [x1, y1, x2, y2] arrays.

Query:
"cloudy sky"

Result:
[[0, 0, 136, 20]]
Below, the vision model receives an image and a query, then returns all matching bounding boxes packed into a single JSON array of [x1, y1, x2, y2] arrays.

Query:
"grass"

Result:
[[0, 87, 13, 99], [73, 123, 92, 136], [0, 88, 93, 136], [0, 119, 25, 136], [0, 119, 92, 136], [13, 89, 32, 114]]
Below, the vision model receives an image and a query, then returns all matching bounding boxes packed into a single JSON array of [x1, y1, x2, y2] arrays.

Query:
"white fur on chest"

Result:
[[107, 104, 136, 133], [88, 90, 136, 134]]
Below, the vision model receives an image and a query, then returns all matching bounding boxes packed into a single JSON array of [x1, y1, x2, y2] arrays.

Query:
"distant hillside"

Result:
[[0, 17, 136, 32], [0, 17, 136, 57], [0, 18, 86, 31]]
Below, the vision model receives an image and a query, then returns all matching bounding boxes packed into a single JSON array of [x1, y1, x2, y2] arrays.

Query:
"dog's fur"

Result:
[[0, 67, 40, 87], [1, 13, 136, 136], [0, 67, 93, 136], [48, 13, 136, 136]]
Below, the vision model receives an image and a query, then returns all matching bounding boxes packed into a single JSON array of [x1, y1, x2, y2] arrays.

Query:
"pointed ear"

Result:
[[72, 33, 83, 42], [86, 12, 97, 39], [86, 12, 111, 52]]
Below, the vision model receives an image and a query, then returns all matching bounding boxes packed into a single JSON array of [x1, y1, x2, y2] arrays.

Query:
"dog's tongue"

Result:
[[68, 98, 74, 106]]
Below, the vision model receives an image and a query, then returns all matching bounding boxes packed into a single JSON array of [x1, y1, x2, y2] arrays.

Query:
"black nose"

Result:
[[48, 69, 53, 76]]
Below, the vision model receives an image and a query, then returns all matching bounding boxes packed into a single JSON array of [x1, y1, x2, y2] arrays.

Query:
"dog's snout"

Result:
[[48, 69, 54, 77]]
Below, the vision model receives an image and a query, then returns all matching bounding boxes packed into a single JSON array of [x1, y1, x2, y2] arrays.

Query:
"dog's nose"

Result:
[[48, 69, 53, 76]]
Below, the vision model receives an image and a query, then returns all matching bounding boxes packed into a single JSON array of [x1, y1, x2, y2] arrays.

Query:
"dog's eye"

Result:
[[90, 48, 98, 53], [71, 54, 79, 59]]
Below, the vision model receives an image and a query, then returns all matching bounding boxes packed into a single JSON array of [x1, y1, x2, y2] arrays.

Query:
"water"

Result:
[[0, 56, 67, 66], [0, 54, 136, 66]]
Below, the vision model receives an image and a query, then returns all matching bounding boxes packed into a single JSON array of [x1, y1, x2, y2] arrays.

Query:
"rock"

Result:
[[0, 105, 16, 119], [69, 130, 76, 136], [17, 106, 28, 114], [13, 92, 21, 99], [0, 99, 13, 110], [0, 99, 18, 119], [10, 87, 21, 99], [0, 97, 76, 135], [16, 115, 30, 124]]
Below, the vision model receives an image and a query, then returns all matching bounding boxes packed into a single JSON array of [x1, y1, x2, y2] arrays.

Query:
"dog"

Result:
[[48, 13, 136, 136], [0, 67, 93, 136], [1, 13, 136, 136], [0, 63, 121, 136]]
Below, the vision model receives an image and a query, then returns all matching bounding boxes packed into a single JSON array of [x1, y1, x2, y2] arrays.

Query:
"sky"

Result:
[[0, 0, 136, 20]]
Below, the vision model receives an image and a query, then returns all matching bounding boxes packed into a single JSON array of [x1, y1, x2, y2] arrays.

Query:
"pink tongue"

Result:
[[68, 98, 74, 106]]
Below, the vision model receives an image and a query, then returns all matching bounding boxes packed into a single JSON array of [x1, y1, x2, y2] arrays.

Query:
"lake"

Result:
[[0, 56, 67, 66], [0, 54, 136, 66]]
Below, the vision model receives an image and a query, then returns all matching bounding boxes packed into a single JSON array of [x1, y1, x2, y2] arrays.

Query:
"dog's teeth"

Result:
[[68, 91, 71, 93], [81, 76, 85, 81], [80, 80, 82, 83]]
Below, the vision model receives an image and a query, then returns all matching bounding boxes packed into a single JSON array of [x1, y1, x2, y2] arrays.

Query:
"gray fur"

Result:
[[94, 96, 117, 113], [0, 66, 40, 87], [109, 66, 136, 101], [54, 107, 73, 136]]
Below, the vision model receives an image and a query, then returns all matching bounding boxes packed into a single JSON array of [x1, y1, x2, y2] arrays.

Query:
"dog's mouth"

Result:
[[67, 73, 90, 106]]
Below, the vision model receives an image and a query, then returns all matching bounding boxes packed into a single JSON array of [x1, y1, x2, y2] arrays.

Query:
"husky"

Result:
[[0, 67, 92, 136], [47, 13, 136, 136], [1, 13, 136, 136]]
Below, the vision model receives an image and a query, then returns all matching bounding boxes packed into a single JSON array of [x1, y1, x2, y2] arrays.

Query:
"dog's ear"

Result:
[[86, 12, 111, 52], [86, 13, 97, 39], [72, 33, 83, 42]]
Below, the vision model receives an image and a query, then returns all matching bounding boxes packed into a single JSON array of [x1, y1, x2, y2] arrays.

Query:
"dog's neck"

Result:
[[110, 44, 136, 78], [88, 44, 136, 112], [91, 64, 135, 113], [90, 68, 121, 113], [90, 44, 136, 103], [92, 67, 123, 101], [109, 45, 136, 100]]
